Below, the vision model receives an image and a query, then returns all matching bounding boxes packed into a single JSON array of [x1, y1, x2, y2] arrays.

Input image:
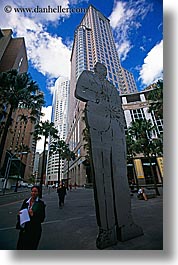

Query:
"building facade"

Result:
[[120, 67, 138, 94], [3, 107, 37, 180], [121, 88, 163, 186], [46, 77, 70, 185], [0, 29, 28, 73], [0, 29, 37, 188], [65, 5, 138, 186]]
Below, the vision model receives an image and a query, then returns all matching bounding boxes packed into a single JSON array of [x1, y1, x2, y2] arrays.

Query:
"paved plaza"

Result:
[[0, 187, 163, 250]]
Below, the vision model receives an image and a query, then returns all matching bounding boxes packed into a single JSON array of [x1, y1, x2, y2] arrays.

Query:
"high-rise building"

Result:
[[3, 107, 37, 180], [0, 29, 37, 187], [0, 29, 28, 73], [46, 77, 70, 185], [69, 5, 137, 124], [119, 67, 138, 94], [65, 5, 138, 186]]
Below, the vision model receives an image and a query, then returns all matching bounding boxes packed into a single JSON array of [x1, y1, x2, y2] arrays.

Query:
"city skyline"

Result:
[[0, 0, 163, 108]]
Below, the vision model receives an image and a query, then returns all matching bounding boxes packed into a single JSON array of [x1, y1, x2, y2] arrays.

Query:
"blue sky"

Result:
[[0, 0, 163, 109]]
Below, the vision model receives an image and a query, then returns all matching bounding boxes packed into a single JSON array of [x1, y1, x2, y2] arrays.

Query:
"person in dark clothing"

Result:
[[16, 185, 46, 250], [57, 185, 67, 208]]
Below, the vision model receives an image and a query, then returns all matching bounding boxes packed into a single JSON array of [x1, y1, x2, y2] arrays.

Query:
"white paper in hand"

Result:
[[19, 208, 30, 225]]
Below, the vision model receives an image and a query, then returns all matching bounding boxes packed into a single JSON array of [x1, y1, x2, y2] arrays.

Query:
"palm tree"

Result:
[[148, 79, 163, 119], [0, 69, 44, 169], [33, 121, 58, 197], [0, 103, 7, 138], [128, 119, 161, 196], [63, 146, 75, 188], [49, 139, 68, 185], [126, 131, 139, 191], [148, 135, 163, 184], [16, 143, 31, 154]]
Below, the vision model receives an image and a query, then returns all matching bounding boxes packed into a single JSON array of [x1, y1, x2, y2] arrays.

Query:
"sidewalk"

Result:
[[39, 187, 163, 250]]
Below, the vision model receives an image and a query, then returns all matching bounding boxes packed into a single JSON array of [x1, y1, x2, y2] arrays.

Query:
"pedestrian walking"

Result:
[[48, 185, 51, 194], [74, 182, 77, 190], [69, 182, 72, 191], [57, 184, 67, 208], [16, 185, 46, 250]]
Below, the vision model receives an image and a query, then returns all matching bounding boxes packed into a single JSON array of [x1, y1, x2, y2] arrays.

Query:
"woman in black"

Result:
[[16, 185, 46, 250]]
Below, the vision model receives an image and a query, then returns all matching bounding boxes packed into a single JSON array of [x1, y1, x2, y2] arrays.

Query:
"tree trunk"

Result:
[[39, 136, 47, 198], [67, 159, 69, 189], [0, 106, 13, 170], [58, 152, 61, 186], [2, 156, 11, 194], [14, 154, 23, 192]]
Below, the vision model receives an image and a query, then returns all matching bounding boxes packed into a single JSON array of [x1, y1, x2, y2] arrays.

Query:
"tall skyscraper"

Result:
[[46, 77, 70, 185], [0, 29, 28, 73], [69, 5, 137, 124], [120, 67, 138, 93], [65, 5, 138, 186]]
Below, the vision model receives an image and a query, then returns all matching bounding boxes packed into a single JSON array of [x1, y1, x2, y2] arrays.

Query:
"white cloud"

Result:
[[36, 106, 52, 153], [109, 0, 153, 61], [0, 0, 71, 79], [140, 46, 146, 52], [41, 106, 52, 122], [139, 40, 163, 86], [116, 41, 132, 61], [25, 30, 71, 78], [109, 1, 126, 29], [46, 79, 56, 95]]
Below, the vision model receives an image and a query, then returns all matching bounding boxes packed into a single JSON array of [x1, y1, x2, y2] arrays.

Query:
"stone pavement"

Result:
[[38, 187, 163, 250]]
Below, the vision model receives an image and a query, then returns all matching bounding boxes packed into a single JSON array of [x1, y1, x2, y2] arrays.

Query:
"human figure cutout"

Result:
[[75, 62, 143, 249]]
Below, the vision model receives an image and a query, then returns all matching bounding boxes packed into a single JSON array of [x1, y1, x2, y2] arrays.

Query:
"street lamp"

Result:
[[2, 151, 28, 194]]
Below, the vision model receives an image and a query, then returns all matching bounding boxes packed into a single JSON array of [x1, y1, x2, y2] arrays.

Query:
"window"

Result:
[[151, 112, 163, 135], [131, 108, 145, 121], [17, 57, 23, 72]]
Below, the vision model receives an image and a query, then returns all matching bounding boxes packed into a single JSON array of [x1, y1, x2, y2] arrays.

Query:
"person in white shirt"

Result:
[[16, 185, 46, 249], [137, 187, 148, 201]]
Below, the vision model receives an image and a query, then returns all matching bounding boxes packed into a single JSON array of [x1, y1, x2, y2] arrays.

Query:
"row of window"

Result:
[[130, 108, 163, 134]]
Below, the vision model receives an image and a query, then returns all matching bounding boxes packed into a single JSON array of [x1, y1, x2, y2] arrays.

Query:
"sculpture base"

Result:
[[96, 223, 143, 249], [96, 226, 117, 250], [118, 223, 144, 242]]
